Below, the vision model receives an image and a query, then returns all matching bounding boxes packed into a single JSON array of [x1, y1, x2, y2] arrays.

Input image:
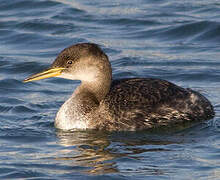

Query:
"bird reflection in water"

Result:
[[56, 130, 119, 174], [55, 130, 181, 175]]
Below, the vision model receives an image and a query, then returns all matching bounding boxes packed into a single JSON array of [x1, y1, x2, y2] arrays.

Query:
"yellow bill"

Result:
[[23, 67, 65, 83]]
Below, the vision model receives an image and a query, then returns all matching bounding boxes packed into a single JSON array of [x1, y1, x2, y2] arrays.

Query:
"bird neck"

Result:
[[74, 75, 112, 103]]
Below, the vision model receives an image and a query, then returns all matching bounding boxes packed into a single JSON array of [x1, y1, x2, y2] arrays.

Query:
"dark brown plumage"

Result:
[[92, 78, 214, 131]]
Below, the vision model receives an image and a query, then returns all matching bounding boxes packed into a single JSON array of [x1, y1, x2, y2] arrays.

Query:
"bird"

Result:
[[24, 43, 215, 131]]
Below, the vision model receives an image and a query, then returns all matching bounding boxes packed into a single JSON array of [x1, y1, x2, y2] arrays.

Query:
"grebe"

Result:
[[24, 43, 214, 131]]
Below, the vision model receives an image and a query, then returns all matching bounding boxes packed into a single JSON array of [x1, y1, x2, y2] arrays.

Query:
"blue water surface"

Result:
[[0, 0, 220, 179]]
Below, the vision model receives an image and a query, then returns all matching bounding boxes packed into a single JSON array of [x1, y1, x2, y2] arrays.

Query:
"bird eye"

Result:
[[67, 60, 72, 64]]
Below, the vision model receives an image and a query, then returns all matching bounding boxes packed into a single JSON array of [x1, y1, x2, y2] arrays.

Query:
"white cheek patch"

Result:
[[76, 68, 98, 82], [58, 67, 98, 82]]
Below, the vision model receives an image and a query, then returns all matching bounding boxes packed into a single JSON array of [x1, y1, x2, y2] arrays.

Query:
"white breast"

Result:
[[54, 96, 89, 130]]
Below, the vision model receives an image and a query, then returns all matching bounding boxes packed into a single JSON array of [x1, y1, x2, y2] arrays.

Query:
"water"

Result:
[[0, 0, 220, 179]]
